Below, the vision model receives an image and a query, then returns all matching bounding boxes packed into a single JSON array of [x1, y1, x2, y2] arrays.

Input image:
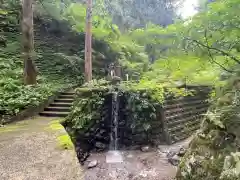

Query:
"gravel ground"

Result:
[[84, 151, 176, 180], [0, 116, 83, 180], [83, 140, 191, 180], [0, 116, 191, 180]]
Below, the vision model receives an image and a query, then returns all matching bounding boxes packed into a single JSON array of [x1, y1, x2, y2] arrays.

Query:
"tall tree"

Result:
[[22, 0, 37, 85], [84, 0, 92, 82]]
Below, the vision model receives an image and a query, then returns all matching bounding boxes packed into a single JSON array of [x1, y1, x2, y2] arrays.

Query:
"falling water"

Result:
[[106, 91, 123, 163], [110, 91, 119, 150]]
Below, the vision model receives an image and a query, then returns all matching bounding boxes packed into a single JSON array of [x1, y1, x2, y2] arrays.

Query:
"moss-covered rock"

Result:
[[177, 77, 240, 180]]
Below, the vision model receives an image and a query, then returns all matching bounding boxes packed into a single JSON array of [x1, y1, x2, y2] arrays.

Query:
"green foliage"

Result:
[[122, 79, 194, 104], [177, 74, 240, 180], [142, 55, 222, 86], [63, 83, 162, 142], [121, 80, 165, 103], [221, 152, 240, 180], [123, 90, 159, 134], [0, 0, 20, 40], [124, 0, 240, 86], [93, 0, 180, 30], [64, 79, 196, 136], [57, 2, 149, 75], [0, 29, 78, 123], [64, 88, 105, 131]]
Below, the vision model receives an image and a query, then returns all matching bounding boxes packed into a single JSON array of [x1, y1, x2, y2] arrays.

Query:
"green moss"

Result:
[[48, 120, 64, 131], [177, 76, 240, 180], [0, 124, 26, 133], [57, 134, 74, 150], [45, 119, 74, 150]]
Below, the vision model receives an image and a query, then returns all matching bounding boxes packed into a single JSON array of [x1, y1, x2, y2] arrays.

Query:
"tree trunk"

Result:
[[84, 0, 92, 82], [22, 0, 37, 85]]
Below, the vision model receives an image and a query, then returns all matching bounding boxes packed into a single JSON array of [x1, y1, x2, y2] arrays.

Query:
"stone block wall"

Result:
[[162, 86, 210, 144], [62, 85, 211, 164]]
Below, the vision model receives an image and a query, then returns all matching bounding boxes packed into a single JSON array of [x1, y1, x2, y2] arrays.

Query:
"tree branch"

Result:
[[186, 37, 240, 64], [202, 29, 234, 73]]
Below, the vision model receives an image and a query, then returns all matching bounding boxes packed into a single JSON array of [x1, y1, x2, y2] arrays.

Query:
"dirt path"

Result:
[[0, 116, 83, 180], [0, 116, 190, 180]]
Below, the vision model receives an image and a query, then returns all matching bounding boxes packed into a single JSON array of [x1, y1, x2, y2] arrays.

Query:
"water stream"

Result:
[[110, 91, 119, 150], [106, 91, 123, 163]]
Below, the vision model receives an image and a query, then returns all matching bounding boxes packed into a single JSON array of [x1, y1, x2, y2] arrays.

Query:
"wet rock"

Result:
[[65, 126, 71, 132], [126, 154, 133, 158], [87, 160, 98, 169], [140, 146, 150, 152], [84, 132, 90, 138], [128, 173, 134, 179], [140, 158, 149, 166], [158, 146, 169, 154], [178, 147, 186, 157], [99, 129, 107, 135], [103, 136, 110, 142], [168, 155, 180, 166], [95, 133, 104, 139], [95, 142, 107, 150], [77, 149, 90, 165], [132, 134, 147, 142], [166, 151, 176, 159], [99, 118, 105, 123]]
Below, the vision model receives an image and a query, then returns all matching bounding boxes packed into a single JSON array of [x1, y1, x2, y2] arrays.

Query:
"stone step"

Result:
[[167, 119, 200, 133], [165, 107, 207, 121], [164, 96, 208, 105], [44, 106, 71, 112], [49, 102, 73, 107], [165, 103, 208, 114], [39, 111, 69, 117], [54, 98, 74, 103], [59, 94, 74, 99], [167, 114, 203, 127], [164, 100, 207, 109], [61, 92, 75, 95]]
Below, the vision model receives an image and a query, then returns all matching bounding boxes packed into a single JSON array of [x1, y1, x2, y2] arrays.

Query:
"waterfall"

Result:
[[106, 90, 123, 163], [110, 91, 119, 150]]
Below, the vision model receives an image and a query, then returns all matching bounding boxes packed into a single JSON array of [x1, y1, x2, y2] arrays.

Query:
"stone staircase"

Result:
[[33, 51, 75, 118], [39, 91, 74, 117]]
